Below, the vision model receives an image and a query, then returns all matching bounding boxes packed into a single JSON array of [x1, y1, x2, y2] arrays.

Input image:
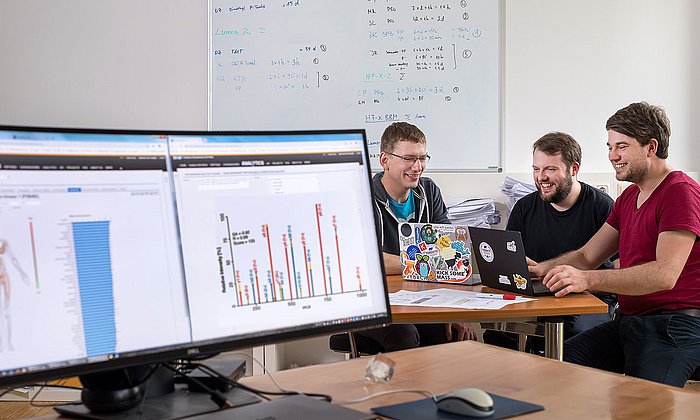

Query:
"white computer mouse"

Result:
[[435, 387, 495, 418]]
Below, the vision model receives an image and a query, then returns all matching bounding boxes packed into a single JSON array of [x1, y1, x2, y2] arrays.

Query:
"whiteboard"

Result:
[[210, 0, 501, 171]]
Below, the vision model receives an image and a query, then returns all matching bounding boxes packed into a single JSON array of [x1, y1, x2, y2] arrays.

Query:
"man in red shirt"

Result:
[[529, 102, 700, 386]]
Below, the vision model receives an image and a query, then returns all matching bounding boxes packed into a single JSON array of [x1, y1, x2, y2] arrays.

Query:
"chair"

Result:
[[328, 332, 384, 358]]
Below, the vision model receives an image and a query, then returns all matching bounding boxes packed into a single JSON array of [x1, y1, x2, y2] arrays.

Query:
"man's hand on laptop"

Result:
[[526, 256, 548, 280], [446, 322, 477, 342], [542, 265, 589, 297]]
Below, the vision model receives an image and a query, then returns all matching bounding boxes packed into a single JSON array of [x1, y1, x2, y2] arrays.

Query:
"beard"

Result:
[[617, 162, 648, 184], [538, 175, 573, 204]]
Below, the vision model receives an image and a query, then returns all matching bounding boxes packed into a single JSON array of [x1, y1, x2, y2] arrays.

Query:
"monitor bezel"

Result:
[[0, 125, 391, 387]]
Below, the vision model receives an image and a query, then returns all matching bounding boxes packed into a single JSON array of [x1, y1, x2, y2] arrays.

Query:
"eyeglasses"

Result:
[[387, 152, 431, 165]]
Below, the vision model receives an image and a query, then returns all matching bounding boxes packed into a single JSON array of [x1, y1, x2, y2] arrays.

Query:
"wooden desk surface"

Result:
[[5, 342, 698, 419], [242, 341, 700, 419], [386, 275, 608, 322]]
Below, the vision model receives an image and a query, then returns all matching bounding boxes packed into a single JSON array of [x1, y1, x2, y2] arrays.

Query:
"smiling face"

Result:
[[532, 150, 576, 204], [607, 130, 651, 183], [379, 140, 427, 201]]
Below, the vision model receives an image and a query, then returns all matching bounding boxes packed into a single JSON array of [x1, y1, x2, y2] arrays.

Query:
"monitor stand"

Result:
[[54, 361, 261, 420]]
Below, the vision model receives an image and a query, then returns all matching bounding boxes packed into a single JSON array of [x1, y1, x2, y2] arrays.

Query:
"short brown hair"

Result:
[[606, 102, 670, 159], [380, 122, 426, 153], [532, 132, 582, 170]]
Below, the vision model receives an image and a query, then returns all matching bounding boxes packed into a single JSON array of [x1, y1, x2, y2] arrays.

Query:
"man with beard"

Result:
[[355, 122, 476, 352], [530, 102, 700, 386], [483, 132, 616, 354]]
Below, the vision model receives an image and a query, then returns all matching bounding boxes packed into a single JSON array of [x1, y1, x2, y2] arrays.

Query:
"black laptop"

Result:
[[468, 227, 553, 296]]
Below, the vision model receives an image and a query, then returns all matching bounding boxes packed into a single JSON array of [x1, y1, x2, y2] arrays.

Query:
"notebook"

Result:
[[467, 226, 553, 296], [399, 222, 476, 285]]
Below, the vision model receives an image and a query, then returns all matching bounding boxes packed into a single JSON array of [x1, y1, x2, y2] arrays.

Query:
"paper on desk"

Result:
[[389, 288, 534, 310]]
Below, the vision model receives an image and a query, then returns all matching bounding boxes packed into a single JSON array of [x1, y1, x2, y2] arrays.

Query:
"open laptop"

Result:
[[399, 222, 477, 285], [467, 226, 553, 296]]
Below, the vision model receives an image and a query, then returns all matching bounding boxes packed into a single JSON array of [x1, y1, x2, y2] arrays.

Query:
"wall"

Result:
[[0, 1, 207, 130], [1, 0, 697, 200]]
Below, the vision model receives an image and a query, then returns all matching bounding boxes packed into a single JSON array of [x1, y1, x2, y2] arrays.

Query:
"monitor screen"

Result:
[[0, 127, 389, 387]]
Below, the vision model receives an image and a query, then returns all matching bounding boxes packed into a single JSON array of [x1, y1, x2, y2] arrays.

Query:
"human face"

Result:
[[380, 140, 427, 197], [532, 150, 575, 204], [607, 130, 649, 183]]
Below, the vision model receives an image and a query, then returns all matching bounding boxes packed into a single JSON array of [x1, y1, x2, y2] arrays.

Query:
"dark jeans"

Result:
[[356, 323, 451, 352], [565, 313, 700, 387]]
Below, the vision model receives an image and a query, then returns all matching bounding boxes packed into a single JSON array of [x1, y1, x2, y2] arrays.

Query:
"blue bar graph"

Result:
[[72, 221, 116, 357]]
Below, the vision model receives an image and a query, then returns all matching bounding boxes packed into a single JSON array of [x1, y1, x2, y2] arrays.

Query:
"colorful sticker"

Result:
[[415, 254, 432, 278], [436, 235, 452, 249], [455, 226, 468, 242], [420, 224, 438, 244], [451, 240, 467, 255], [406, 245, 420, 260], [513, 274, 527, 290], [402, 259, 415, 276]]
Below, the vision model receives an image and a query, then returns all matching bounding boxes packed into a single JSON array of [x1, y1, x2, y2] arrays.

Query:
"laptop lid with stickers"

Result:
[[399, 222, 474, 284], [467, 227, 553, 296]]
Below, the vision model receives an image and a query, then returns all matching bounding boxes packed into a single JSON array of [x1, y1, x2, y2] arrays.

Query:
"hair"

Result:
[[605, 101, 670, 159], [532, 132, 582, 170], [380, 122, 426, 153]]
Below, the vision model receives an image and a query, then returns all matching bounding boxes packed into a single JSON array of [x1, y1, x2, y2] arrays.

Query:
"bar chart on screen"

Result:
[[218, 201, 367, 308]]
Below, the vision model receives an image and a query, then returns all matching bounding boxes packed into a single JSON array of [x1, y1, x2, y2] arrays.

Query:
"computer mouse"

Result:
[[435, 387, 495, 418]]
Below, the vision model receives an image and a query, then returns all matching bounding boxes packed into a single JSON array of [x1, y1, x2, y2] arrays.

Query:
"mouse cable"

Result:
[[185, 360, 332, 403], [161, 362, 234, 409], [333, 388, 437, 405]]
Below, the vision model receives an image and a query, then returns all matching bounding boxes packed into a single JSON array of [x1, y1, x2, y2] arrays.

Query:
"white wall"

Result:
[[1, 0, 697, 200], [0, 1, 207, 130]]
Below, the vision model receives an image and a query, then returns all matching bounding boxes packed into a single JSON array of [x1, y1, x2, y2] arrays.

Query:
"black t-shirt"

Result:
[[506, 182, 614, 263]]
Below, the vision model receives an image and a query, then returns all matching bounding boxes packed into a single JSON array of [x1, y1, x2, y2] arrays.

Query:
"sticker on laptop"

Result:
[[479, 242, 494, 263], [498, 274, 511, 285], [506, 240, 517, 252], [513, 273, 527, 289], [399, 223, 472, 283]]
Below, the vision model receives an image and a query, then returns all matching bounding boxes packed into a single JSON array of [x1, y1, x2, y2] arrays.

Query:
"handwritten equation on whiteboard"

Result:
[[211, 0, 500, 171]]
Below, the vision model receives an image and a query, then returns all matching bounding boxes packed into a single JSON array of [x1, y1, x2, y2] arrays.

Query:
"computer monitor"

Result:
[[0, 126, 389, 415]]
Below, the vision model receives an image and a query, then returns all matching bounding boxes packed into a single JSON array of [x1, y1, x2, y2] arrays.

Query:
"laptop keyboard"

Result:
[[532, 281, 551, 294]]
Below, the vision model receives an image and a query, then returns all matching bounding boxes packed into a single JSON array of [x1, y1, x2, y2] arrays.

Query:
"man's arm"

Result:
[[382, 252, 403, 275], [543, 230, 696, 297], [529, 222, 620, 279]]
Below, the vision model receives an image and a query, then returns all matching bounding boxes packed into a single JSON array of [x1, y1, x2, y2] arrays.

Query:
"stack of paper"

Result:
[[444, 197, 500, 227], [502, 176, 536, 212]]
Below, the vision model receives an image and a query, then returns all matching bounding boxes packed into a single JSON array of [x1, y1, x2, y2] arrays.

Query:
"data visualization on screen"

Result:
[[0, 127, 389, 390], [0, 130, 190, 375], [169, 132, 387, 342]]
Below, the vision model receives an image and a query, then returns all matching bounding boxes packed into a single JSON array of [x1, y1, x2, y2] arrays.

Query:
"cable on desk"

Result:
[[334, 389, 437, 405], [180, 359, 332, 403], [161, 362, 234, 409]]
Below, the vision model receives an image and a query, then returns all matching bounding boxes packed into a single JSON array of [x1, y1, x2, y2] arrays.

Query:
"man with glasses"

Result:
[[357, 122, 476, 351]]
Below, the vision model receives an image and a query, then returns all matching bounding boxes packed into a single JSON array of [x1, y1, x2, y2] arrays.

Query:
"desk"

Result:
[[4, 342, 699, 419], [243, 341, 699, 419], [386, 275, 608, 359]]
